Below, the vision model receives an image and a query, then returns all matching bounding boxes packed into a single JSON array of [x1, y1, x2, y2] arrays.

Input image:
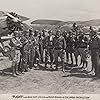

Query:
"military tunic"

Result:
[[53, 35, 66, 70], [89, 34, 100, 77]]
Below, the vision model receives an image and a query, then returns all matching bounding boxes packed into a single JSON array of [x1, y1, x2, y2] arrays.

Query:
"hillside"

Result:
[[64, 19, 100, 26], [31, 19, 100, 27]]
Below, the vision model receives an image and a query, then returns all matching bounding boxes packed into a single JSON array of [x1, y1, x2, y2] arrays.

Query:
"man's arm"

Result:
[[63, 37, 66, 50]]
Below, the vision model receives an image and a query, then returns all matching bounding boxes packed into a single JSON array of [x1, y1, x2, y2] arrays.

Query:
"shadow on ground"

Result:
[[0, 67, 12, 77], [62, 73, 92, 78]]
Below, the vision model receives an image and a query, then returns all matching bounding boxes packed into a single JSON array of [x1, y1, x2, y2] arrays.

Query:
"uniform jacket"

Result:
[[89, 35, 100, 51], [44, 35, 54, 49], [53, 36, 66, 50], [9, 37, 21, 49]]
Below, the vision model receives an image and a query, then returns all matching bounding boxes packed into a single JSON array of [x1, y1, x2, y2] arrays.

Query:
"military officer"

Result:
[[44, 30, 54, 68], [53, 30, 66, 72], [33, 30, 41, 66], [20, 31, 30, 73], [9, 31, 21, 77], [28, 29, 35, 69], [89, 26, 100, 77], [38, 31, 45, 63]]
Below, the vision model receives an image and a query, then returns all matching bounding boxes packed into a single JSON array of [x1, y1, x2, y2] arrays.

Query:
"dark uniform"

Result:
[[66, 31, 74, 65], [44, 31, 54, 67], [28, 32, 35, 69], [78, 34, 89, 68], [20, 32, 30, 72], [73, 34, 79, 66], [72, 23, 82, 66], [53, 30, 66, 72], [33, 30, 41, 65], [62, 31, 69, 63], [89, 29, 100, 77], [38, 33, 45, 63]]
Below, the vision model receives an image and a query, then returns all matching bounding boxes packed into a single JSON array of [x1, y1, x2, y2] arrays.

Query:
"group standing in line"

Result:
[[7, 22, 100, 78]]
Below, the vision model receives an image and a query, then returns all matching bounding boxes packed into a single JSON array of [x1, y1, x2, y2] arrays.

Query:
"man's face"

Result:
[[26, 32, 29, 38], [14, 32, 19, 37], [49, 32, 53, 36], [56, 31, 61, 37]]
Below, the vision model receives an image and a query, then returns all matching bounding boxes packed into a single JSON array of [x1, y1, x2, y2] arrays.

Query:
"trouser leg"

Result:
[[70, 53, 73, 64], [15, 63, 20, 75], [54, 50, 58, 65], [49, 49, 53, 63], [54, 50, 58, 70], [18, 55, 23, 72], [74, 49, 79, 66], [45, 49, 49, 67], [12, 62, 16, 76], [91, 50, 97, 75], [16, 50, 20, 74], [40, 45, 44, 63], [66, 51, 69, 63], [96, 53, 100, 77], [60, 50, 65, 72], [23, 53, 29, 72], [74, 55, 78, 66], [36, 47, 41, 64], [29, 49, 35, 69]]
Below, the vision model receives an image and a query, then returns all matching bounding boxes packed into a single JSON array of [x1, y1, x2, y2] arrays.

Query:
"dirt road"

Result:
[[0, 57, 100, 94]]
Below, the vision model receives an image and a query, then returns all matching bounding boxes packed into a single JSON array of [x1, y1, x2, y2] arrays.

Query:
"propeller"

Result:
[[3, 12, 30, 32]]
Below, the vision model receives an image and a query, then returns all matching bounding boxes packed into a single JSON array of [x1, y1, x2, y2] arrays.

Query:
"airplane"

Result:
[[0, 11, 30, 57]]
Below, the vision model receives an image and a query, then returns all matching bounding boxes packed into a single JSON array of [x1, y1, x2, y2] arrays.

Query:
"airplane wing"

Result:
[[17, 15, 30, 22], [6, 12, 29, 22], [0, 11, 29, 22], [22, 23, 30, 31]]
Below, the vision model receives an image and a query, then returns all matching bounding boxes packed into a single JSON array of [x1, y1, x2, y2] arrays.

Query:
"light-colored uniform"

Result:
[[9, 36, 21, 76]]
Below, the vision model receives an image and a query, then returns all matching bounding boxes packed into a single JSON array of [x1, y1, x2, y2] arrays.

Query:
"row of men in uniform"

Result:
[[9, 28, 66, 77], [8, 23, 100, 78]]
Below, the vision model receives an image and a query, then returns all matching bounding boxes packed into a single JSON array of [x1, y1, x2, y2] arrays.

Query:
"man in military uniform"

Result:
[[9, 31, 22, 77], [66, 30, 74, 65], [28, 29, 35, 69], [62, 31, 69, 63], [89, 26, 100, 77], [53, 30, 66, 72], [44, 30, 54, 68], [78, 33, 89, 69], [33, 30, 41, 66], [38, 31, 45, 63], [72, 23, 81, 66], [20, 31, 30, 73]]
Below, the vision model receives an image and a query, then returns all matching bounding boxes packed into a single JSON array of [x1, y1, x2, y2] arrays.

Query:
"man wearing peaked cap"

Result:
[[89, 26, 100, 77], [44, 29, 54, 69], [32, 30, 41, 67], [53, 30, 66, 72], [9, 32, 22, 77]]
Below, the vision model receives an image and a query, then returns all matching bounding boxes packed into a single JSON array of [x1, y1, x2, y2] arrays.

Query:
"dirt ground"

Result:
[[0, 55, 100, 94]]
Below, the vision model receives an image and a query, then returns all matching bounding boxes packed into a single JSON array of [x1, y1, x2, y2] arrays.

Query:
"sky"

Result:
[[0, 0, 100, 23]]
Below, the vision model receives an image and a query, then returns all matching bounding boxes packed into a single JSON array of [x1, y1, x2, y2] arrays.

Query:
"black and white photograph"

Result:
[[0, 0, 100, 99]]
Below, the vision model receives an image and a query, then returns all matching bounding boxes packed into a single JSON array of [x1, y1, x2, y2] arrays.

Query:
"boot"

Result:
[[12, 65, 17, 77], [15, 64, 20, 75]]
